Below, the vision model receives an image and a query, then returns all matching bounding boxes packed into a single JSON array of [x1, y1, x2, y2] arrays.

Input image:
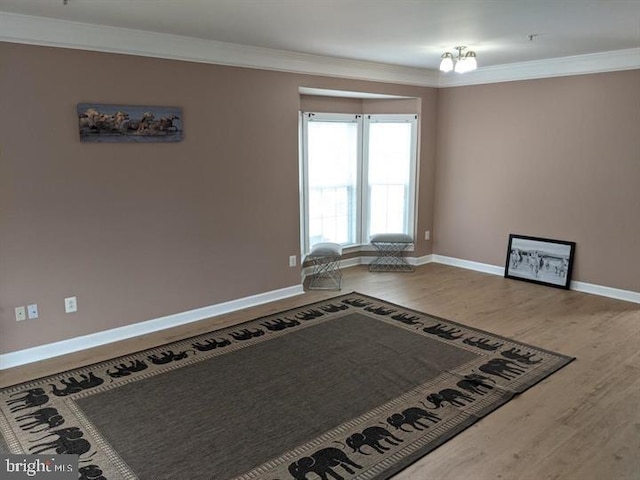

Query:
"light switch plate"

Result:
[[15, 306, 26, 321], [64, 296, 78, 313], [27, 304, 39, 319]]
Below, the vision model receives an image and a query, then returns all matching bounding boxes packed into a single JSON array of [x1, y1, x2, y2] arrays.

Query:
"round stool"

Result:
[[306, 242, 343, 290]]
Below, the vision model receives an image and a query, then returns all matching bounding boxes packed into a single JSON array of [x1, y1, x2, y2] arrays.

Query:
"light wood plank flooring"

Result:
[[2, 264, 639, 479]]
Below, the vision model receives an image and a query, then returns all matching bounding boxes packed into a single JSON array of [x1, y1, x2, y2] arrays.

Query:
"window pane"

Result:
[[307, 121, 358, 246], [302, 112, 417, 254], [367, 122, 412, 237]]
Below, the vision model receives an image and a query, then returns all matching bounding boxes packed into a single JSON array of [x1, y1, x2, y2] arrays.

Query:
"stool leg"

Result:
[[369, 242, 413, 272], [308, 255, 342, 290]]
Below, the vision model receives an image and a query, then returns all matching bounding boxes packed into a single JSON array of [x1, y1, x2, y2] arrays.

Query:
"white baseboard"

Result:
[[569, 281, 640, 303], [0, 284, 304, 370], [4, 254, 636, 370], [432, 254, 640, 304], [431, 254, 504, 276]]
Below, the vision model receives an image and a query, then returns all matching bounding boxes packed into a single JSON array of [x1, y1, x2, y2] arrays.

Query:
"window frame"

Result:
[[300, 111, 419, 255], [362, 113, 419, 242]]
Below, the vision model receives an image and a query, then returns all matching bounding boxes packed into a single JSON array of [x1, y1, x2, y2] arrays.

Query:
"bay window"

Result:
[[300, 112, 418, 253]]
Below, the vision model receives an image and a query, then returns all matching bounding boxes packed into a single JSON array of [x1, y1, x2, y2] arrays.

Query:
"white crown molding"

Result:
[[438, 48, 640, 87], [3, 13, 638, 88], [0, 284, 304, 370], [0, 12, 438, 87]]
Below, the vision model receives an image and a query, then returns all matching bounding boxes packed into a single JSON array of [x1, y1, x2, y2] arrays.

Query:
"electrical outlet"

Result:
[[289, 255, 297, 267], [64, 296, 78, 313], [15, 306, 26, 321], [425, 230, 431, 240], [27, 304, 39, 319]]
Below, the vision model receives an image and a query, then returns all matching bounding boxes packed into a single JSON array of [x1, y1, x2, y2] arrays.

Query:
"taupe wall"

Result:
[[434, 70, 640, 292], [2, 40, 636, 356], [0, 42, 437, 353]]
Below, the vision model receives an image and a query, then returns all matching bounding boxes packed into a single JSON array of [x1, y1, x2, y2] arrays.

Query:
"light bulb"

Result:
[[454, 58, 467, 73], [439, 53, 454, 72], [464, 51, 477, 71]]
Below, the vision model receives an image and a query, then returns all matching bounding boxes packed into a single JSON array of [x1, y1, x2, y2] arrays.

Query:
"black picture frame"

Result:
[[504, 234, 576, 290]]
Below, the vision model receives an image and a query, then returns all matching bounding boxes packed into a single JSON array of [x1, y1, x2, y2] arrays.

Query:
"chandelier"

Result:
[[439, 46, 477, 73]]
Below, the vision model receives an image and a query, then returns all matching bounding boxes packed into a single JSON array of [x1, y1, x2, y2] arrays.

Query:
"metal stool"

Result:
[[306, 242, 343, 290], [369, 233, 414, 272]]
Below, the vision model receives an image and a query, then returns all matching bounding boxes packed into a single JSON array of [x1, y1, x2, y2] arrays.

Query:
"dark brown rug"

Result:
[[0, 293, 573, 480]]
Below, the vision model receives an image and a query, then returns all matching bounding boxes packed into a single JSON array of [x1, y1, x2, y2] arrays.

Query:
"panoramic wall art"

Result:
[[77, 103, 183, 142], [505, 234, 576, 289]]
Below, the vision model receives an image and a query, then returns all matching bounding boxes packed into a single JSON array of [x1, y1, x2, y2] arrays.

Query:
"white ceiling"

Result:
[[1, 0, 639, 86]]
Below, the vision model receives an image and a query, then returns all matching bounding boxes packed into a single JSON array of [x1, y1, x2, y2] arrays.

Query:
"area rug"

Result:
[[0, 292, 574, 480]]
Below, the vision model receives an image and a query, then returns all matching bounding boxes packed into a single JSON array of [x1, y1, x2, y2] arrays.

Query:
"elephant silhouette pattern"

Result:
[[192, 338, 231, 351], [501, 347, 543, 364], [341, 298, 371, 308], [7, 388, 50, 413], [261, 318, 300, 331], [345, 426, 403, 455], [387, 407, 440, 432], [391, 312, 423, 325], [463, 337, 503, 351], [479, 358, 528, 380], [79, 464, 106, 480], [423, 323, 464, 340], [229, 328, 265, 341], [364, 305, 396, 316], [28, 427, 92, 456], [294, 309, 325, 321], [50, 372, 104, 396], [424, 388, 476, 408], [16, 407, 65, 432], [456, 374, 496, 395], [320, 303, 350, 313], [147, 350, 193, 365], [288, 447, 362, 480], [106, 359, 149, 378]]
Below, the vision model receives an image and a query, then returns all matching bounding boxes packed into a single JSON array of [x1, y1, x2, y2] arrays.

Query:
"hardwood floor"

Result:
[[2, 263, 639, 479]]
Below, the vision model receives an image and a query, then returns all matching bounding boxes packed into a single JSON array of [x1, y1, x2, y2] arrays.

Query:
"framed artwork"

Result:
[[77, 103, 183, 142], [505, 234, 576, 289]]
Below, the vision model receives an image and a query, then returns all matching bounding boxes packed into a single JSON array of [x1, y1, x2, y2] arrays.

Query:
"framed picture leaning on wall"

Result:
[[505, 234, 576, 289]]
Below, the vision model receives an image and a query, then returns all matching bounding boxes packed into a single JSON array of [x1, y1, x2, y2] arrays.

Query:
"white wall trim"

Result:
[[307, 253, 640, 304], [0, 284, 304, 370], [438, 48, 640, 87], [1, 12, 638, 88], [0, 12, 438, 87], [414, 254, 434, 266], [3, 253, 637, 369], [432, 254, 505, 276], [569, 281, 640, 304], [432, 255, 640, 304]]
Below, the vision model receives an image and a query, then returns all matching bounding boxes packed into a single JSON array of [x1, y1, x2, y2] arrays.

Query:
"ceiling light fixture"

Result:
[[439, 46, 477, 73]]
